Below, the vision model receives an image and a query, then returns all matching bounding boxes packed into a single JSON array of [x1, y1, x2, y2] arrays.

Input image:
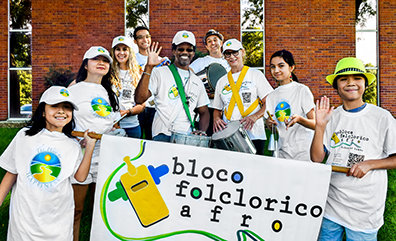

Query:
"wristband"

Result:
[[143, 72, 151, 76]]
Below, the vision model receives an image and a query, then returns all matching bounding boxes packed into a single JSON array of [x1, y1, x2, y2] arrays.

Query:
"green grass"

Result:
[[0, 127, 395, 240]]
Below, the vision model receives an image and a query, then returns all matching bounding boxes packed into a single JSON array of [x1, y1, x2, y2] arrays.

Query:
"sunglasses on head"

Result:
[[177, 47, 194, 53], [224, 50, 240, 58]]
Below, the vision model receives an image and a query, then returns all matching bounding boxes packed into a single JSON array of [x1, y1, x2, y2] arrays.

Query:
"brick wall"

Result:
[[31, 0, 125, 107], [265, 0, 355, 107], [0, 0, 394, 121], [379, 1, 396, 115], [0, 0, 8, 120], [149, 0, 240, 58]]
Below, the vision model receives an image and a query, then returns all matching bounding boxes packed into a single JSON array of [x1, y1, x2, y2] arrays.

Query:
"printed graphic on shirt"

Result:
[[221, 82, 250, 95], [91, 97, 112, 117], [330, 130, 369, 149], [30, 152, 61, 183], [168, 85, 179, 100], [221, 84, 232, 95], [275, 101, 291, 123], [347, 152, 365, 167], [242, 92, 251, 103]]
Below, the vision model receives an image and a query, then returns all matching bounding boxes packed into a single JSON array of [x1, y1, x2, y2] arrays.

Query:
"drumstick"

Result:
[[266, 111, 274, 121], [331, 166, 350, 174], [72, 131, 102, 140]]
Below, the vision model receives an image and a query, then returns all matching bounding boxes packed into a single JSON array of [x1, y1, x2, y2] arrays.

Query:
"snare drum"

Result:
[[211, 121, 256, 154], [170, 131, 211, 147]]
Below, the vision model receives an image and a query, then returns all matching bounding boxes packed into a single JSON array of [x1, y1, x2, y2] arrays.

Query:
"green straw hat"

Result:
[[326, 57, 376, 85]]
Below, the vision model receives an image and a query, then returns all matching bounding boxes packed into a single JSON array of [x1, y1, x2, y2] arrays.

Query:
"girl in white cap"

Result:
[[212, 39, 273, 155], [68, 46, 120, 240], [0, 86, 96, 241], [110, 36, 145, 138], [264, 50, 316, 161]]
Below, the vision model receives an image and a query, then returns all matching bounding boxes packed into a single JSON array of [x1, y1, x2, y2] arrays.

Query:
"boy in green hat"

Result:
[[310, 57, 396, 241]]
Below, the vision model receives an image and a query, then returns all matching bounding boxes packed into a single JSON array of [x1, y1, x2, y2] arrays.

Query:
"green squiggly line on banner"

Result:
[[99, 140, 263, 241], [237, 230, 265, 241]]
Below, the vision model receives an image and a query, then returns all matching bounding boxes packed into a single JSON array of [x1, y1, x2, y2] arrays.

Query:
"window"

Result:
[[9, 0, 32, 118], [356, 0, 378, 105], [241, 0, 264, 72], [125, 0, 149, 39]]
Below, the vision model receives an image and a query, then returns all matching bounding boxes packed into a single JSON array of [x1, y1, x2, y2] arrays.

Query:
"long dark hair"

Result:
[[25, 102, 75, 138], [75, 59, 119, 111], [270, 49, 299, 82]]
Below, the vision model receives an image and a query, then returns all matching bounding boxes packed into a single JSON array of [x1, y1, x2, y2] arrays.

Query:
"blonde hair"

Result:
[[110, 45, 142, 92]]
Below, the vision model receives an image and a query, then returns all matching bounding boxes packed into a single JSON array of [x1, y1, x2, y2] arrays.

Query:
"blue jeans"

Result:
[[124, 126, 141, 138], [152, 133, 171, 142], [318, 218, 378, 241]]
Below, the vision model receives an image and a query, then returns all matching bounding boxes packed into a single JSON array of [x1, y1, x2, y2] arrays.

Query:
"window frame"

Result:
[[8, 1, 33, 120]]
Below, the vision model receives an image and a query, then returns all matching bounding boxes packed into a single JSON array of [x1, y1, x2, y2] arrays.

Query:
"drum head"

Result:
[[207, 63, 227, 90], [212, 121, 241, 140]]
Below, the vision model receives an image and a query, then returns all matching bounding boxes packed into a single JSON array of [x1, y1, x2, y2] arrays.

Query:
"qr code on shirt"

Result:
[[241, 92, 251, 103], [347, 153, 365, 167]]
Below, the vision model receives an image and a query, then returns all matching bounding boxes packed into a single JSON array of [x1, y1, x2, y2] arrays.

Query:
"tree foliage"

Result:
[[10, 0, 31, 29], [241, 0, 263, 29], [362, 63, 377, 105], [126, 0, 148, 29], [242, 31, 263, 68], [356, 0, 376, 27]]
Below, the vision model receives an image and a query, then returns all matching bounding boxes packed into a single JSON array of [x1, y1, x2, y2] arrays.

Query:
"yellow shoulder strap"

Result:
[[224, 66, 258, 119]]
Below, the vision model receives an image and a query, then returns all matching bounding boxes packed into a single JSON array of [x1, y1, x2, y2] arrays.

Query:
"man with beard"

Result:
[[135, 30, 210, 142]]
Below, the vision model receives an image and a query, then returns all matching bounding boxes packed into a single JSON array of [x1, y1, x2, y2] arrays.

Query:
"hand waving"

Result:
[[315, 96, 334, 128], [147, 42, 164, 67]]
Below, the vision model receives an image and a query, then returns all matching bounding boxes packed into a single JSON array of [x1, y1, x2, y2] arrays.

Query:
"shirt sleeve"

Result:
[[195, 78, 210, 108], [148, 68, 160, 97], [212, 76, 226, 110], [255, 70, 274, 99], [300, 85, 315, 115], [383, 111, 396, 156], [0, 129, 24, 174]]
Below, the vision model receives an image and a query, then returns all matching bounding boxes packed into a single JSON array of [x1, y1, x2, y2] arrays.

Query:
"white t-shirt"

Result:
[[69, 81, 120, 184], [116, 69, 139, 129], [190, 55, 230, 73], [212, 67, 273, 140], [323, 104, 396, 232], [136, 52, 148, 70], [149, 66, 210, 137], [0, 128, 82, 241], [264, 81, 315, 161]]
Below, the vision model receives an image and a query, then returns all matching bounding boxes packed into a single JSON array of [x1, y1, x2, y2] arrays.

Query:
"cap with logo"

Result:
[[222, 39, 243, 53], [172, 30, 196, 47], [112, 36, 134, 49], [83, 46, 113, 64], [39, 86, 79, 110]]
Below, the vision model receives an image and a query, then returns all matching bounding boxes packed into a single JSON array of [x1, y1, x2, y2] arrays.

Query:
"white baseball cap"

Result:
[[39, 86, 79, 110], [83, 46, 113, 64], [172, 30, 196, 46], [112, 36, 134, 49], [222, 39, 243, 53]]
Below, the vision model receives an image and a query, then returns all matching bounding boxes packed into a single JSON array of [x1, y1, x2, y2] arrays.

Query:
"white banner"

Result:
[[90, 135, 331, 241]]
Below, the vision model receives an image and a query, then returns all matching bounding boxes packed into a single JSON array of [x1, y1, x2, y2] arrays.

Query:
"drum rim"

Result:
[[211, 121, 242, 140]]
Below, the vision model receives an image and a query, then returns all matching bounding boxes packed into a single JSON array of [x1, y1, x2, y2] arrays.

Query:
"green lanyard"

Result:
[[168, 64, 195, 130]]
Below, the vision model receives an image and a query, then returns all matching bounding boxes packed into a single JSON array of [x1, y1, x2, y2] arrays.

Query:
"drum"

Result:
[[170, 131, 211, 147], [206, 63, 227, 93], [195, 63, 227, 94], [211, 121, 257, 154]]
